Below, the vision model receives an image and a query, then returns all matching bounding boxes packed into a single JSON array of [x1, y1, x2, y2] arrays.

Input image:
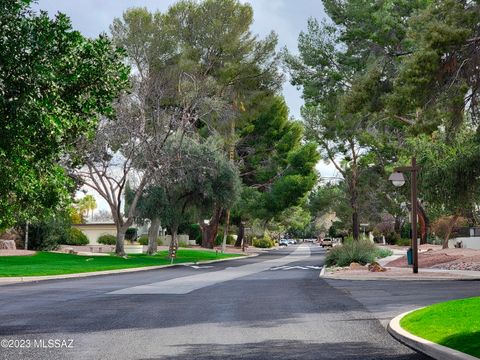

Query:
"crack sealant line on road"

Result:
[[108, 245, 312, 295]]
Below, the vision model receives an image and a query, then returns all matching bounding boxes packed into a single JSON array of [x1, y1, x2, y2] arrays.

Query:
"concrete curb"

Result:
[[320, 266, 480, 281], [388, 309, 478, 360], [0, 253, 258, 286], [319, 265, 326, 278]]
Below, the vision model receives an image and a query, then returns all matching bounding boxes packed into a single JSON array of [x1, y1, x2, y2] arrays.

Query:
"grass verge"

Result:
[[400, 297, 480, 357], [0, 249, 242, 277]]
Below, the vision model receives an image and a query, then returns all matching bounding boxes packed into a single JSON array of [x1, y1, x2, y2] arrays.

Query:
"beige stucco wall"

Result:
[[73, 224, 117, 245]]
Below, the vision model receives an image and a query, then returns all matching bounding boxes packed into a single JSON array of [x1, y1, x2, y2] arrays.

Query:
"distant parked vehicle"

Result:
[[288, 239, 297, 245], [279, 239, 289, 247], [320, 238, 333, 248]]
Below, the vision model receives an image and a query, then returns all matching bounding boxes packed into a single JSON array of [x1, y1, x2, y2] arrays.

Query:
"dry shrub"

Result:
[[431, 216, 468, 240]]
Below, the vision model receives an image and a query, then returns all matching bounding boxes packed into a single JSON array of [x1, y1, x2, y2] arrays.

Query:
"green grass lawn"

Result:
[[0, 249, 242, 277], [400, 297, 480, 357]]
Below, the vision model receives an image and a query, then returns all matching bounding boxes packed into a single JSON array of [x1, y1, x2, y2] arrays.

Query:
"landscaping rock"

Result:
[[0, 240, 16, 250], [368, 262, 386, 272], [349, 262, 366, 270]]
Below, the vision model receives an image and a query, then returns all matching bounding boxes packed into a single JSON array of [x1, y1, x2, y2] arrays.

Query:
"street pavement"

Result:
[[0, 244, 479, 360]]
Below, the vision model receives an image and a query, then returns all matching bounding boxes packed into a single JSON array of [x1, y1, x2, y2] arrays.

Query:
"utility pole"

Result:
[[411, 157, 419, 273]]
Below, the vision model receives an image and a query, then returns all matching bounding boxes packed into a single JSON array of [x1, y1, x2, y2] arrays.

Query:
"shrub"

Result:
[[253, 238, 273, 248], [427, 234, 442, 245], [385, 231, 400, 245], [29, 213, 71, 250], [395, 238, 412, 246], [137, 235, 163, 246], [65, 228, 89, 245], [215, 231, 224, 246], [253, 232, 274, 248], [214, 232, 236, 246], [343, 236, 354, 244], [97, 234, 116, 245], [325, 240, 377, 267], [401, 223, 411, 239], [125, 227, 137, 241], [226, 234, 236, 245], [178, 241, 189, 247], [375, 247, 393, 259], [431, 216, 468, 240], [185, 224, 202, 245]]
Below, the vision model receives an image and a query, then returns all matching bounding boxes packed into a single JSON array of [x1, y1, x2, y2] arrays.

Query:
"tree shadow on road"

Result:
[[139, 340, 431, 360]]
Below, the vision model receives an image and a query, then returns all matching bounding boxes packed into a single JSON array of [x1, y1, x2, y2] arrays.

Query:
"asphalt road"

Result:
[[0, 244, 478, 360]]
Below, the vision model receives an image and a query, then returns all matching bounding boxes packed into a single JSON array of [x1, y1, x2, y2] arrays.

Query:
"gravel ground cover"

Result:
[[386, 247, 480, 269]]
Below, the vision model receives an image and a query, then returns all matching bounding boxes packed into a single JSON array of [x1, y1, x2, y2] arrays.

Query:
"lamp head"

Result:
[[389, 172, 405, 187]]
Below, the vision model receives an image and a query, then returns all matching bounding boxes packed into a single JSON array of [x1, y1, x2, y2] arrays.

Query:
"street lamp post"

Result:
[[389, 157, 419, 274]]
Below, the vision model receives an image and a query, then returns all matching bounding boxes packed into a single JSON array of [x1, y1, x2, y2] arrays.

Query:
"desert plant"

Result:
[[325, 241, 378, 267], [374, 247, 393, 259], [97, 234, 117, 245]]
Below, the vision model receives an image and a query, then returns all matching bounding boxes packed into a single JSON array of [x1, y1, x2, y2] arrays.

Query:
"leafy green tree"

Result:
[[388, 0, 480, 138], [232, 97, 319, 246], [110, 2, 282, 249], [283, 1, 429, 239], [279, 206, 312, 239], [0, 0, 129, 230], [127, 137, 241, 252], [408, 130, 480, 248], [78, 195, 97, 221]]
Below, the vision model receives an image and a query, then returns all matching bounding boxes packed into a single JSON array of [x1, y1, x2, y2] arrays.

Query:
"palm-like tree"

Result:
[[78, 195, 97, 221]]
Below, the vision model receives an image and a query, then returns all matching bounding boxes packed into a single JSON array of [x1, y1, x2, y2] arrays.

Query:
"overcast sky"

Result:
[[35, 0, 327, 119], [34, 0, 336, 211]]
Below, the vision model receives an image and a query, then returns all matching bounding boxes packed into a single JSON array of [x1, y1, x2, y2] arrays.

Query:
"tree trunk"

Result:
[[147, 217, 161, 255], [221, 209, 230, 253], [443, 214, 459, 249], [169, 227, 178, 260], [352, 210, 360, 241], [417, 201, 429, 245], [394, 215, 403, 235], [115, 227, 127, 256], [201, 207, 223, 249], [235, 220, 244, 248], [349, 164, 360, 241]]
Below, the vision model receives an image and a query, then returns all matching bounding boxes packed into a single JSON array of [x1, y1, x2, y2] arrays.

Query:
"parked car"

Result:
[[288, 239, 297, 245], [320, 238, 333, 248], [279, 239, 289, 247]]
